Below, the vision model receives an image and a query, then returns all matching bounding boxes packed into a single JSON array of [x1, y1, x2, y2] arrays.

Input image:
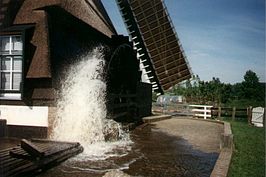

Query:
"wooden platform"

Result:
[[0, 139, 83, 177]]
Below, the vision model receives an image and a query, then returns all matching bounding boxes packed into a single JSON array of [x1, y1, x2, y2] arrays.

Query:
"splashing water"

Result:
[[51, 49, 132, 160]]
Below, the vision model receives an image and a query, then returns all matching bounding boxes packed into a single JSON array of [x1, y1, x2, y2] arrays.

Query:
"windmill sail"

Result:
[[116, 0, 192, 94]]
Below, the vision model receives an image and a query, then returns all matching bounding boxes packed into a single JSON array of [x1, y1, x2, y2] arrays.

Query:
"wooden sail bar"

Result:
[[116, 0, 192, 93]]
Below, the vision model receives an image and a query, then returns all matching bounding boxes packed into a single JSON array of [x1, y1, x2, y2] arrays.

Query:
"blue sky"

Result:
[[102, 0, 265, 83]]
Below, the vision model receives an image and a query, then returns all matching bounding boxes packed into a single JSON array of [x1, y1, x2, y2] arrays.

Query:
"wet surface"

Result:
[[0, 137, 20, 150], [124, 125, 219, 177], [38, 118, 221, 177]]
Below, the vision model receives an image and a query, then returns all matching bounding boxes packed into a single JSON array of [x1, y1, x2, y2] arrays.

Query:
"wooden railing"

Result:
[[211, 107, 251, 120], [152, 103, 253, 121]]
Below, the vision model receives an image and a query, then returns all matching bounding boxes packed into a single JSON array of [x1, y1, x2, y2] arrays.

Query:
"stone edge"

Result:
[[142, 115, 172, 123], [211, 121, 233, 177], [179, 117, 234, 177]]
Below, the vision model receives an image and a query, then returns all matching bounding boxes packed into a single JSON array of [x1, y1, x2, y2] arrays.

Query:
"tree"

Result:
[[220, 83, 232, 103], [242, 70, 261, 100], [165, 70, 264, 106], [243, 70, 259, 85]]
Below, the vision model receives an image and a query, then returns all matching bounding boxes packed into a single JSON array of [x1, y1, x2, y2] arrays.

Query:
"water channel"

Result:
[[39, 120, 221, 177], [39, 50, 222, 177]]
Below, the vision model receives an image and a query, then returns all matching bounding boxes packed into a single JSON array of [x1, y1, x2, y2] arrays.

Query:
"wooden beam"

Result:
[[21, 139, 45, 158]]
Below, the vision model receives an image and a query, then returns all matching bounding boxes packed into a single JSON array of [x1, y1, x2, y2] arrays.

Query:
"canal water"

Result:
[[39, 123, 219, 177], [42, 49, 219, 177]]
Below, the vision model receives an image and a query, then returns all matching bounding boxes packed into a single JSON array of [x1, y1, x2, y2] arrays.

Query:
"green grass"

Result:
[[228, 121, 265, 177]]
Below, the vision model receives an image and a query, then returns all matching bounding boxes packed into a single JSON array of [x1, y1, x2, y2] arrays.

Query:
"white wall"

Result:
[[0, 105, 48, 127]]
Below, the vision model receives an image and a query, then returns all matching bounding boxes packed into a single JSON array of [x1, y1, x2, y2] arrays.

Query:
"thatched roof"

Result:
[[0, 0, 116, 78], [13, 0, 116, 37]]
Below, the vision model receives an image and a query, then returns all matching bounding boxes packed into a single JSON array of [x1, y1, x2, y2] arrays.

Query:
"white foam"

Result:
[[51, 48, 132, 160]]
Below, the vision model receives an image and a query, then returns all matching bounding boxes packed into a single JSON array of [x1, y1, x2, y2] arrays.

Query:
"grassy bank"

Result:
[[228, 121, 265, 177]]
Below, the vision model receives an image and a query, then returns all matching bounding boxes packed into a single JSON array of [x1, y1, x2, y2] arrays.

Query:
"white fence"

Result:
[[189, 104, 213, 119]]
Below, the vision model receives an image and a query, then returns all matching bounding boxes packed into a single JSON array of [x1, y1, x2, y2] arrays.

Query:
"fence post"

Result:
[[203, 106, 207, 119], [232, 107, 236, 121], [218, 107, 221, 119], [247, 106, 252, 125]]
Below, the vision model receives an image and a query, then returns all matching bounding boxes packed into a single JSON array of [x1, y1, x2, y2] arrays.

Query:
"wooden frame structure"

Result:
[[116, 0, 192, 94]]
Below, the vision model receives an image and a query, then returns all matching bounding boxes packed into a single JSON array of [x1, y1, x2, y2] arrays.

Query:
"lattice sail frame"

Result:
[[116, 0, 192, 94]]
